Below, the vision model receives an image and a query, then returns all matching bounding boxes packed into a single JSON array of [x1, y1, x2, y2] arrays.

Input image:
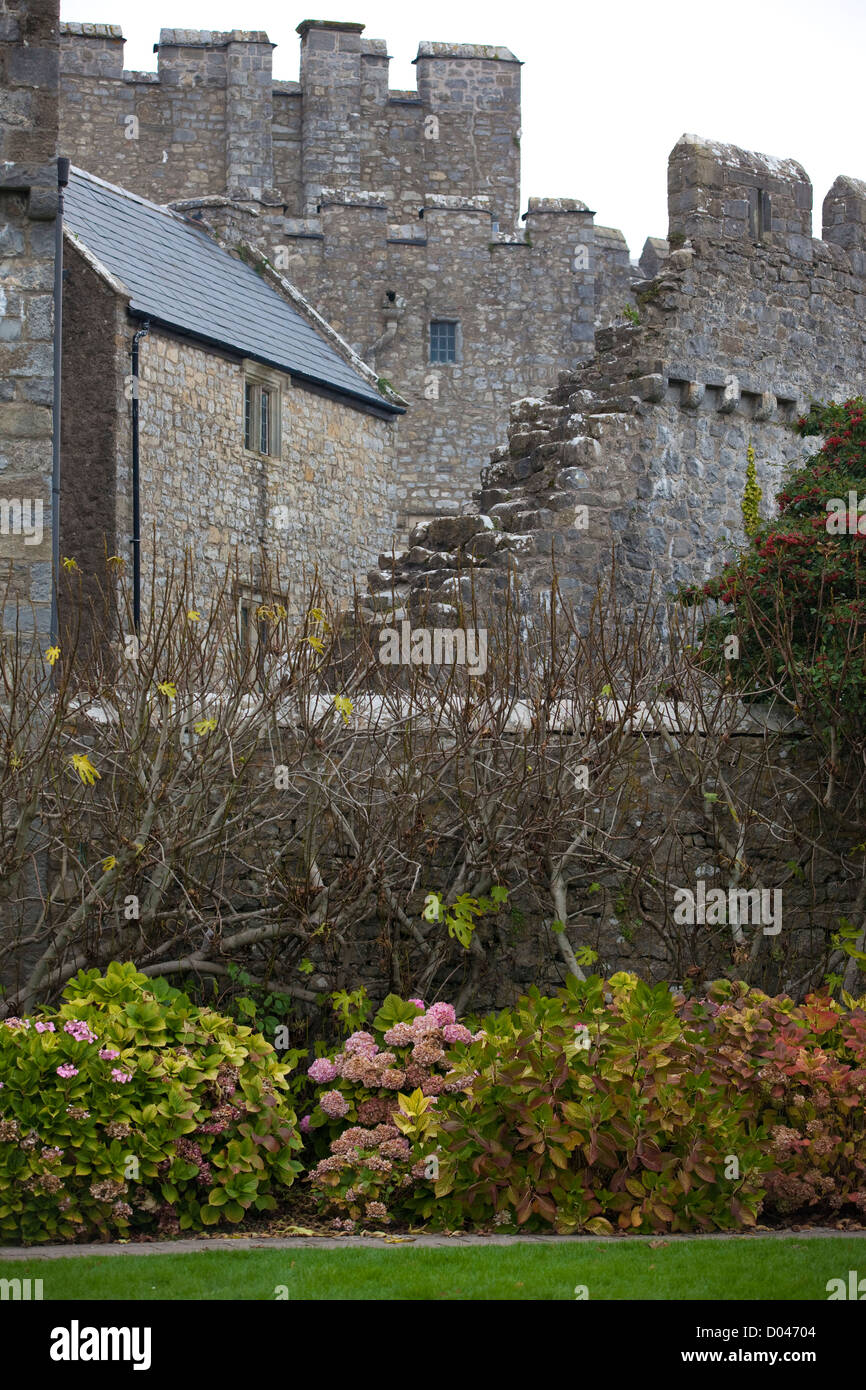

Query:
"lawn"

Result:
[[3, 1236, 863, 1300]]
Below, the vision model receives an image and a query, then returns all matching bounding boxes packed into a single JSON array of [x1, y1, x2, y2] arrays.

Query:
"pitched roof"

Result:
[[63, 167, 400, 415]]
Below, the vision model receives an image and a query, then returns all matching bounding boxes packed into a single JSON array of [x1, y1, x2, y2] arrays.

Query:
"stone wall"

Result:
[[57, 18, 645, 531], [0, 0, 59, 641], [362, 135, 866, 621], [59, 270, 399, 616]]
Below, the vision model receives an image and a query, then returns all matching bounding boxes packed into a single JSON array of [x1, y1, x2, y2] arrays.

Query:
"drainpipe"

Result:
[[130, 321, 150, 633], [49, 157, 70, 654]]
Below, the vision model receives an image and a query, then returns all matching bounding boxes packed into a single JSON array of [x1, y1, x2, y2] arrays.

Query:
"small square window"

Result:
[[243, 372, 281, 456], [430, 320, 457, 364]]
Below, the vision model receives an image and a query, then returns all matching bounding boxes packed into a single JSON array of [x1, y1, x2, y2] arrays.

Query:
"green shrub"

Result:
[[0, 962, 301, 1243], [429, 975, 769, 1234]]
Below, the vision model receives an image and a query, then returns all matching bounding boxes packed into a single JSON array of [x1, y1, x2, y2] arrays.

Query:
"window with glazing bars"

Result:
[[244, 380, 277, 455], [429, 320, 457, 364]]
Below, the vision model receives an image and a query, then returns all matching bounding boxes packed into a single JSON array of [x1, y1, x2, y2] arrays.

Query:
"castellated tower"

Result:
[[57, 18, 641, 533]]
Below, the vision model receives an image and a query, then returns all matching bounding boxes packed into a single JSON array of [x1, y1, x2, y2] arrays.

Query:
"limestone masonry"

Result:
[[363, 138, 866, 622], [0, 0, 59, 639]]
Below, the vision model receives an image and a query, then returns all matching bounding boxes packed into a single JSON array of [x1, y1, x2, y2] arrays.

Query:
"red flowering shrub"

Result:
[[679, 397, 866, 744]]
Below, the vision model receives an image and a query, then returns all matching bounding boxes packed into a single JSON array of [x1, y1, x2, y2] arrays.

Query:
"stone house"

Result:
[[59, 164, 403, 632]]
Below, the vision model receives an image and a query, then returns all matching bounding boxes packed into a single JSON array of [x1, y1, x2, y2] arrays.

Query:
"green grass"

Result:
[[2, 1236, 864, 1300]]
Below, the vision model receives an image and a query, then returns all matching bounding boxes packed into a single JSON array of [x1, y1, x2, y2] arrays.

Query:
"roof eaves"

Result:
[[124, 308, 403, 418]]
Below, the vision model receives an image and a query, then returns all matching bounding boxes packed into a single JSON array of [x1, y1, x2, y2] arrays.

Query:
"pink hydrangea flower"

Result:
[[56, 1064, 78, 1078], [442, 1023, 473, 1044], [63, 1019, 98, 1044], [344, 1031, 378, 1057], [319, 1090, 350, 1119], [383, 1023, 414, 1047], [110, 1069, 133, 1084], [425, 1002, 456, 1027], [308, 1056, 338, 1083], [408, 998, 425, 1010], [35, 1021, 56, 1033], [299, 1116, 311, 1133], [472, 1030, 486, 1042], [99, 1048, 120, 1061]]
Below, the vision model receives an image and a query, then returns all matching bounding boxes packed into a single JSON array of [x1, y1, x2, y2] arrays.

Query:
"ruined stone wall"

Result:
[[363, 135, 866, 620], [0, 0, 59, 640], [57, 19, 642, 530], [62, 318, 399, 614]]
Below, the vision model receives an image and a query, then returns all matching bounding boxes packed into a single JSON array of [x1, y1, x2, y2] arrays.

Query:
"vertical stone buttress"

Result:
[[0, 0, 60, 640], [413, 41, 522, 232]]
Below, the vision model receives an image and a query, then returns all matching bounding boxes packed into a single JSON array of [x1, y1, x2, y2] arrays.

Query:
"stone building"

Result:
[[363, 135, 866, 623], [59, 165, 402, 625], [56, 19, 644, 532]]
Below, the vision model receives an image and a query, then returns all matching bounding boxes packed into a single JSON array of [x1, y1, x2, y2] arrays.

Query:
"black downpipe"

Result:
[[49, 157, 70, 655], [130, 321, 149, 633]]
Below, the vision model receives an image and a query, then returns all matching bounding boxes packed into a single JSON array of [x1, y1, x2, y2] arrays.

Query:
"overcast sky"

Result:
[[60, 0, 866, 256]]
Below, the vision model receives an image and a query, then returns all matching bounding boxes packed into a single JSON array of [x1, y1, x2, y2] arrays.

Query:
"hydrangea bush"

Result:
[[302, 995, 478, 1227], [0, 963, 302, 1243], [427, 976, 769, 1234], [706, 981, 866, 1220]]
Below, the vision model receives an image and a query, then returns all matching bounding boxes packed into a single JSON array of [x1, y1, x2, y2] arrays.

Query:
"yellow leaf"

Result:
[[70, 753, 100, 786], [333, 694, 353, 725]]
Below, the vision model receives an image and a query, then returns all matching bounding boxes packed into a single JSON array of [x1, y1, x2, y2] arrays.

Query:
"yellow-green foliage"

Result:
[[742, 443, 762, 537]]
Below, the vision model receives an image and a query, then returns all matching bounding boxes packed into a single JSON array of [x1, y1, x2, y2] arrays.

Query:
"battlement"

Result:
[[59, 20, 525, 220], [668, 133, 812, 254]]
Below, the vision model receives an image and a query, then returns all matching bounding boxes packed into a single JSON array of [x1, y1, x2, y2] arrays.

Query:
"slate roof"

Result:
[[64, 167, 400, 415]]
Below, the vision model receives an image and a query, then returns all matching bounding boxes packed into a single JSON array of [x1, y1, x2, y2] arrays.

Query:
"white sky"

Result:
[[60, 0, 866, 256]]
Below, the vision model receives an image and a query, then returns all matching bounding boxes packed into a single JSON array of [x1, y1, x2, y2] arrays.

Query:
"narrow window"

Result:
[[244, 382, 254, 450], [430, 320, 457, 364], [260, 387, 271, 456], [243, 375, 281, 456]]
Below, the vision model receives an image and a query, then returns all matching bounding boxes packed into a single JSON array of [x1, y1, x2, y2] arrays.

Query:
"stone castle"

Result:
[[56, 18, 639, 533], [4, 5, 866, 640]]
